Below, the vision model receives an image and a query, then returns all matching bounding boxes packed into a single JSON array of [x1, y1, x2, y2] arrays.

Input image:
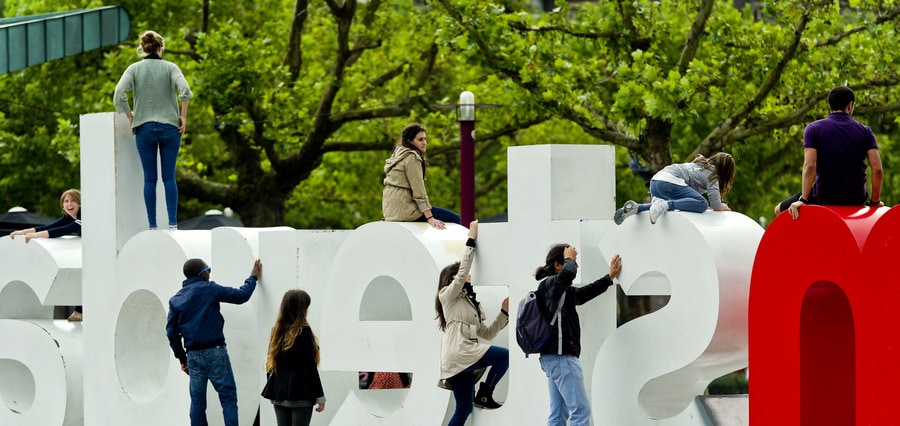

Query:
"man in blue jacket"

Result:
[[166, 258, 262, 426]]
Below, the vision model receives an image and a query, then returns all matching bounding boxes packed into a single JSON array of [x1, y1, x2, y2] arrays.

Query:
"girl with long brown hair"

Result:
[[614, 152, 736, 225], [382, 123, 460, 229], [435, 220, 509, 425], [261, 290, 325, 426]]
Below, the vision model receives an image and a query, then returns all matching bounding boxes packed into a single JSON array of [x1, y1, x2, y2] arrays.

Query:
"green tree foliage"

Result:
[[435, 0, 900, 221], [0, 0, 549, 226], [5, 1, 900, 227]]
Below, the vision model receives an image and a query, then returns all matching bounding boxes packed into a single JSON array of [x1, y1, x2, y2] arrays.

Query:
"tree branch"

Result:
[[615, 0, 639, 42], [351, 64, 406, 109], [330, 105, 408, 123], [412, 42, 439, 94], [693, 11, 810, 157], [425, 117, 555, 158], [248, 99, 280, 164], [700, 75, 900, 154], [858, 101, 900, 115], [437, 0, 637, 148], [803, 6, 900, 51], [281, 0, 357, 173], [176, 169, 234, 204], [582, 100, 639, 145], [719, 97, 821, 145], [283, 0, 310, 82], [437, 0, 529, 88], [508, 21, 623, 40], [677, 0, 715, 76], [479, 117, 551, 142], [322, 140, 394, 153], [477, 171, 507, 198]]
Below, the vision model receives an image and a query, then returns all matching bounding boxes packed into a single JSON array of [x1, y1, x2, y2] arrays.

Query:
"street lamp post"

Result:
[[434, 91, 498, 226], [458, 91, 476, 225]]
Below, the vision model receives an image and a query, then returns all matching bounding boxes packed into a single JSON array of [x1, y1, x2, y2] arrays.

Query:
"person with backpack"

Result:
[[535, 244, 621, 426], [435, 220, 510, 425]]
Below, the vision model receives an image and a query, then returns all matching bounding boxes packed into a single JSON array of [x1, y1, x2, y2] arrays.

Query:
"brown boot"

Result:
[[474, 383, 501, 409]]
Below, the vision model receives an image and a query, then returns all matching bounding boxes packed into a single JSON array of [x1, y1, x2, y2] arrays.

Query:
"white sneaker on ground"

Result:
[[649, 198, 668, 224], [614, 200, 639, 225]]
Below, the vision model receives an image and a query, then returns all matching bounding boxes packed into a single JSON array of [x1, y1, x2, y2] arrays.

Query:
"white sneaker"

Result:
[[614, 200, 639, 225], [649, 198, 668, 224]]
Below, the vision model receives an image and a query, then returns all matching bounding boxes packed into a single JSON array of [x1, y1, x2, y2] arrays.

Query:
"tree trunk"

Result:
[[644, 117, 674, 172], [231, 177, 290, 227]]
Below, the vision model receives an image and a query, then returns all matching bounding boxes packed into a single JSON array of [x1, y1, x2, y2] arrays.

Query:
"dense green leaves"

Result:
[[435, 0, 900, 223], [3, 0, 900, 227]]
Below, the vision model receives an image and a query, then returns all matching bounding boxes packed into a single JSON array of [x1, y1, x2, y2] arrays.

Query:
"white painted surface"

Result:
[[0, 113, 760, 425]]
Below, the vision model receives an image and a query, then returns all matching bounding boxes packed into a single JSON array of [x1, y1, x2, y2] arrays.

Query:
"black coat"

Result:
[[261, 326, 325, 403], [537, 258, 613, 358]]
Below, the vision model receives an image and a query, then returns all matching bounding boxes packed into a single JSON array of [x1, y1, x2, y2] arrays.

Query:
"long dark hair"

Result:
[[435, 262, 460, 331], [694, 153, 736, 197], [535, 244, 568, 280], [266, 290, 319, 372], [397, 123, 427, 177]]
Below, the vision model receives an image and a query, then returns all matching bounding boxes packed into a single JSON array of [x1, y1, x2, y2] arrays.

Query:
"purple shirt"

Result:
[[804, 112, 877, 205]]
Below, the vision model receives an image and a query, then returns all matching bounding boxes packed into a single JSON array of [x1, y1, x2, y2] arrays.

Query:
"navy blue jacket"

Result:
[[166, 274, 257, 364], [36, 211, 81, 238], [538, 258, 613, 358]]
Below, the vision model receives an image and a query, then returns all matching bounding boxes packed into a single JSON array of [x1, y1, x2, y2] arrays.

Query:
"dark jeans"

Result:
[[651, 180, 708, 213], [187, 346, 238, 426], [415, 206, 461, 225], [637, 180, 708, 214], [446, 345, 509, 426], [135, 122, 181, 228], [273, 405, 313, 426]]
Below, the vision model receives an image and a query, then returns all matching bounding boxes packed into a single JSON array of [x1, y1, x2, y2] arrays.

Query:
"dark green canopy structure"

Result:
[[0, 5, 130, 74]]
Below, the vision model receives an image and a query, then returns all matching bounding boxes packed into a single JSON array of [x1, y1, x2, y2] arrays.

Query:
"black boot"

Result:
[[474, 383, 502, 409]]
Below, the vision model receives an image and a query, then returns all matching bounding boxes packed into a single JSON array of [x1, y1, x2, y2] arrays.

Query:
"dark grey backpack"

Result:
[[515, 279, 565, 357]]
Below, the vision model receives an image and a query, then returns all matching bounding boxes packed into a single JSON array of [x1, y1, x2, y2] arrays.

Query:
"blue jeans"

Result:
[[540, 354, 590, 426], [135, 122, 181, 228], [447, 345, 509, 426], [415, 206, 461, 225], [187, 346, 238, 426], [636, 180, 708, 214]]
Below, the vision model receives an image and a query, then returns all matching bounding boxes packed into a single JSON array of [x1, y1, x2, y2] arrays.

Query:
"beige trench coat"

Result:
[[382, 146, 431, 221], [438, 245, 508, 379]]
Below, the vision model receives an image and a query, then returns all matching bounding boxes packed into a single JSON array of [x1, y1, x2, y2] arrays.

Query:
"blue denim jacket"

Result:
[[166, 275, 257, 364]]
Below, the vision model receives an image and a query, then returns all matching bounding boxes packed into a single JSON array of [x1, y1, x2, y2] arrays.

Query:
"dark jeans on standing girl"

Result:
[[135, 122, 181, 228], [273, 405, 314, 426]]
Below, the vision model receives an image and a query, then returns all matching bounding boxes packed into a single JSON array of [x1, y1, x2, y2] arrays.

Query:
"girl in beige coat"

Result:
[[435, 220, 509, 425], [382, 123, 460, 229]]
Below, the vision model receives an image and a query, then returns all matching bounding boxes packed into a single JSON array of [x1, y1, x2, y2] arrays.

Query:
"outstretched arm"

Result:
[[438, 221, 478, 304], [218, 259, 262, 304], [868, 148, 883, 205], [574, 254, 621, 305], [789, 147, 817, 220], [9, 228, 36, 239]]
